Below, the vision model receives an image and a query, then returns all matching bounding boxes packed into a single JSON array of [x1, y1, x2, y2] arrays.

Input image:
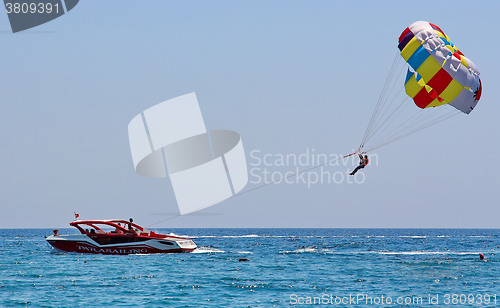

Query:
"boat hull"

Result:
[[46, 235, 196, 255]]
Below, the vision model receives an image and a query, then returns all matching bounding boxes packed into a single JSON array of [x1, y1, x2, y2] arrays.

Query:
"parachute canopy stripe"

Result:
[[438, 79, 463, 103], [439, 37, 449, 45], [413, 87, 437, 108], [404, 73, 424, 98], [398, 29, 414, 51], [407, 45, 431, 70], [399, 21, 481, 114], [475, 80, 482, 100], [398, 27, 411, 43], [400, 37, 421, 60], [417, 56, 441, 82], [429, 22, 444, 34], [427, 69, 453, 94]]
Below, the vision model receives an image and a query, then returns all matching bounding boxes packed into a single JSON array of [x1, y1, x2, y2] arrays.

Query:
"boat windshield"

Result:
[[71, 220, 154, 235]]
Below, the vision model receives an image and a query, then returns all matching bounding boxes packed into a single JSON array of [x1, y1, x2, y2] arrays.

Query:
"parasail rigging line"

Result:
[[149, 22, 482, 226], [147, 151, 362, 227]]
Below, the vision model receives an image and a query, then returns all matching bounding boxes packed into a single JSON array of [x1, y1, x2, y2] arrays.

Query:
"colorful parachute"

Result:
[[398, 21, 482, 114], [358, 21, 482, 153]]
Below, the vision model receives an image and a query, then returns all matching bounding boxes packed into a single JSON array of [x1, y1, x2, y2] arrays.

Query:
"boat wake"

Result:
[[191, 247, 225, 253]]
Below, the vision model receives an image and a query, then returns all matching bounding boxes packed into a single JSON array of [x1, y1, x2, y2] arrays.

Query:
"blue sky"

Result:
[[1, 1, 499, 228]]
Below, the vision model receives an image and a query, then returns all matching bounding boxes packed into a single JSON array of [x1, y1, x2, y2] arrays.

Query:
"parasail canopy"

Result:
[[398, 21, 482, 114], [357, 21, 482, 153]]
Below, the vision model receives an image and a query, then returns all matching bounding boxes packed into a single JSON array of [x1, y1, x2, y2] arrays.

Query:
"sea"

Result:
[[0, 228, 498, 307]]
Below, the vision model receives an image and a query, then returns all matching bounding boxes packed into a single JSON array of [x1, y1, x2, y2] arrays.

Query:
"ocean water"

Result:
[[0, 228, 498, 307]]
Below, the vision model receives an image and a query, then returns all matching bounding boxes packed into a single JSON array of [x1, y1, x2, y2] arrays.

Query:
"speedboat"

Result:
[[46, 219, 197, 254]]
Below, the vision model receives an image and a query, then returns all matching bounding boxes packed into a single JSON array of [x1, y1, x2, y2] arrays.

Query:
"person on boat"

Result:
[[128, 218, 134, 231], [114, 225, 123, 234], [350, 154, 369, 175]]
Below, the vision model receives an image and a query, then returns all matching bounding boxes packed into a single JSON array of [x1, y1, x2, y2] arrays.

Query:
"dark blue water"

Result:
[[1, 229, 498, 307]]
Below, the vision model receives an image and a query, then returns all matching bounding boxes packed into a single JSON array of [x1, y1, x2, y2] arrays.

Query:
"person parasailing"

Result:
[[350, 154, 369, 175]]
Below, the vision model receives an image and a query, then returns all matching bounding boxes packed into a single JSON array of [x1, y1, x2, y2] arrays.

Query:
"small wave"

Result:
[[374, 251, 478, 256], [191, 247, 225, 254], [235, 251, 253, 254], [258, 235, 333, 238], [399, 236, 427, 239], [189, 234, 260, 239], [279, 247, 317, 254], [322, 250, 492, 256]]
